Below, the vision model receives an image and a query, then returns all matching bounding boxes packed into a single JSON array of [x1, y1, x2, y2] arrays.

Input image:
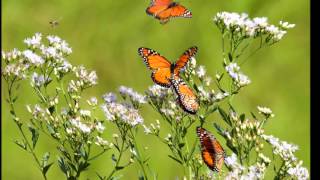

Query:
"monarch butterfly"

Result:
[[138, 46, 198, 88], [146, 0, 192, 24], [170, 76, 199, 114], [196, 126, 226, 172]]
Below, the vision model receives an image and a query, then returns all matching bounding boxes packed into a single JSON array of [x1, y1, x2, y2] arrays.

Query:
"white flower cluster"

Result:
[[74, 66, 98, 87], [262, 134, 309, 179], [142, 119, 160, 135], [257, 106, 275, 118], [146, 84, 171, 99], [225, 63, 251, 87], [287, 161, 309, 180], [262, 135, 298, 162], [213, 12, 295, 41], [101, 92, 144, 126], [119, 86, 147, 104], [30, 72, 51, 87], [70, 117, 92, 134], [2, 33, 73, 81], [225, 153, 270, 180]]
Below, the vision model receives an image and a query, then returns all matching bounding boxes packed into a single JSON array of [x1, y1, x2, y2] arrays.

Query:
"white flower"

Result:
[[253, 17, 268, 28], [119, 86, 147, 104], [30, 72, 51, 87], [74, 66, 98, 86], [87, 97, 98, 106], [146, 84, 170, 99], [143, 125, 151, 134], [70, 117, 92, 134], [95, 136, 110, 147], [225, 153, 238, 168], [196, 65, 206, 78], [103, 92, 117, 103], [47, 35, 61, 44], [95, 122, 105, 133], [24, 33, 42, 48], [257, 106, 275, 117], [101, 102, 144, 126], [262, 134, 298, 162], [79, 109, 91, 117], [287, 162, 309, 180], [23, 50, 44, 66], [279, 21, 296, 29], [225, 63, 251, 87]]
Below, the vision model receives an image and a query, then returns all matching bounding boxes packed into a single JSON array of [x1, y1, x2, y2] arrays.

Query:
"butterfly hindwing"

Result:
[[171, 77, 199, 114], [196, 127, 225, 172], [138, 47, 172, 87]]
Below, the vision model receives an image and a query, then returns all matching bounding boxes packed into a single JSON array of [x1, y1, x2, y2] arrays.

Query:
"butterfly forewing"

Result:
[[174, 46, 198, 76]]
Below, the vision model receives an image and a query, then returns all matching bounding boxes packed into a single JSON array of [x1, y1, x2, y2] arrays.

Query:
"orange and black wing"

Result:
[[146, 0, 172, 17], [156, 3, 192, 24], [196, 127, 225, 172], [146, 0, 192, 24], [171, 77, 199, 114], [138, 47, 172, 87], [174, 46, 198, 76]]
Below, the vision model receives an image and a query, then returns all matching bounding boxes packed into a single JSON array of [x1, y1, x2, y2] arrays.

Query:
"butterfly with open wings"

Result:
[[138, 46, 199, 114], [146, 0, 192, 24]]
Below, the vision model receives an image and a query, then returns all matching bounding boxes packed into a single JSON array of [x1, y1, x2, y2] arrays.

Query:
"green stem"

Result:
[[7, 79, 48, 180], [107, 134, 126, 180], [130, 129, 148, 180]]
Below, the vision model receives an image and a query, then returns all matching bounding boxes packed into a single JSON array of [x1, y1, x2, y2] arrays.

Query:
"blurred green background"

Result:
[[2, 0, 309, 179]]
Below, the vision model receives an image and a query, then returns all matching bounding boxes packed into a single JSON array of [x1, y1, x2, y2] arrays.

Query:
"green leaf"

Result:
[[57, 146, 72, 161], [178, 143, 185, 148], [186, 141, 197, 162], [57, 157, 69, 175], [80, 146, 88, 160], [251, 112, 257, 119], [168, 155, 183, 165], [48, 106, 55, 115], [213, 123, 226, 137], [96, 172, 106, 180], [240, 113, 245, 122], [42, 152, 50, 166], [228, 53, 233, 62], [42, 163, 54, 175], [79, 161, 90, 172], [12, 96, 18, 103], [218, 107, 231, 126], [115, 166, 124, 170], [9, 110, 15, 116], [14, 140, 27, 150], [28, 126, 39, 149]]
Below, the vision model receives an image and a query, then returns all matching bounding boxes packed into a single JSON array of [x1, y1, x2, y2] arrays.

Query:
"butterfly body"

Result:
[[196, 127, 225, 172], [146, 0, 192, 24]]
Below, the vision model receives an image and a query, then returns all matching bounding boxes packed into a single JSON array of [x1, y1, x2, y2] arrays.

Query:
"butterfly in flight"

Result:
[[146, 0, 192, 24], [138, 46, 198, 88], [170, 76, 199, 114], [196, 126, 226, 172]]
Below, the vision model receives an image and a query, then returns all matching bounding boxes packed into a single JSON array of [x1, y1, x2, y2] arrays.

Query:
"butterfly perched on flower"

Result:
[[196, 126, 226, 172], [170, 76, 199, 114], [138, 46, 198, 88], [146, 0, 192, 24]]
